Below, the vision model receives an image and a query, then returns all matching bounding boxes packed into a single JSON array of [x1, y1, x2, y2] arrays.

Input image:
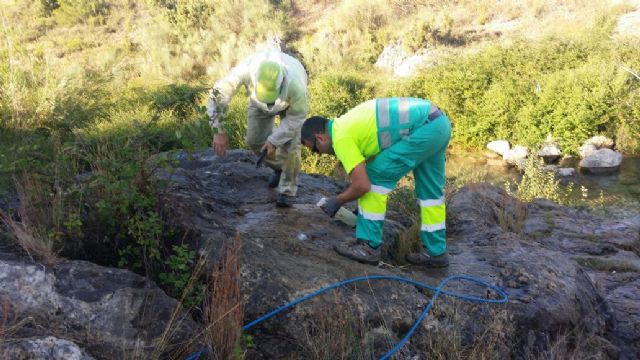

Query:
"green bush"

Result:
[[396, 35, 640, 154], [308, 71, 374, 118], [54, 0, 111, 26]]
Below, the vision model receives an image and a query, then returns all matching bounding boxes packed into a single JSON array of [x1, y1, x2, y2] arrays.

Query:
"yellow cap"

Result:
[[256, 61, 283, 103]]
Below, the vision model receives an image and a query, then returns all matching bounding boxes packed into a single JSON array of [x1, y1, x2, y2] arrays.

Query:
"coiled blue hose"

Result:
[[185, 274, 508, 360]]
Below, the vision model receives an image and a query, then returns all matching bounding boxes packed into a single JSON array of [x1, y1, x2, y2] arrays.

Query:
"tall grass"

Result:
[[204, 235, 243, 360], [0, 174, 60, 266]]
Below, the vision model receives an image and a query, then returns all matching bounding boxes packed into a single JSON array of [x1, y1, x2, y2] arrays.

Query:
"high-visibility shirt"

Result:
[[329, 98, 436, 174]]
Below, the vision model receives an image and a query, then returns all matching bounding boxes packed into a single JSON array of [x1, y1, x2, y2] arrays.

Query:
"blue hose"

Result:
[[186, 274, 508, 360]]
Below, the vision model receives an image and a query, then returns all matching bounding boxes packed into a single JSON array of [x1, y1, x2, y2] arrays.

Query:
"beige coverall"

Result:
[[207, 50, 308, 196]]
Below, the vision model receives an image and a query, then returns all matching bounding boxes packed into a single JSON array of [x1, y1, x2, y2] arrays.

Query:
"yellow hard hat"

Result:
[[256, 60, 283, 103]]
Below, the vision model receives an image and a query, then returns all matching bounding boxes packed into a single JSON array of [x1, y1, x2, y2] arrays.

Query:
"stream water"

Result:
[[446, 151, 640, 218]]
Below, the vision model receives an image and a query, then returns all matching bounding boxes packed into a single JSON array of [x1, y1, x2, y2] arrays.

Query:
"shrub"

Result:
[[54, 0, 111, 26], [308, 71, 374, 118], [505, 156, 565, 204], [397, 35, 640, 154]]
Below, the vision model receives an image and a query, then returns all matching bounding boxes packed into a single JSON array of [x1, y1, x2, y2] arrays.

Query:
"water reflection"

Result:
[[446, 151, 640, 217]]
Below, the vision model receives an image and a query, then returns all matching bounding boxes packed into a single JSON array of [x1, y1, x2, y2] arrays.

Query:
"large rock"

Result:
[[503, 145, 528, 166], [374, 41, 435, 77], [538, 141, 561, 164], [0, 258, 199, 360], [580, 135, 615, 158], [585, 135, 615, 149], [579, 149, 624, 174], [152, 150, 640, 358], [486, 140, 510, 156], [615, 9, 640, 38]]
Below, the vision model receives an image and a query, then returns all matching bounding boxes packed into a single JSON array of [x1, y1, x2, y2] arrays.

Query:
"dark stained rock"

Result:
[[152, 150, 640, 358]]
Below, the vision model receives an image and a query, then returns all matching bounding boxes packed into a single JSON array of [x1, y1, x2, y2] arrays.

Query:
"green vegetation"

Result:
[[1, 0, 636, 273], [0, 1, 638, 356]]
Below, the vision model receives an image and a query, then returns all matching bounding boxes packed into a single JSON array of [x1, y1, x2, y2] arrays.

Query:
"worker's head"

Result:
[[301, 116, 333, 155], [255, 60, 284, 104]]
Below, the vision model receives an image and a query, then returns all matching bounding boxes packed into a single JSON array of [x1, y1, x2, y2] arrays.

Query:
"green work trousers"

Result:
[[356, 114, 451, 256], [246, 105, 301, 196]]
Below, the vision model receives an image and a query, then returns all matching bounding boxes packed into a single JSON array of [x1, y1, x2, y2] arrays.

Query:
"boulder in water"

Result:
[[579, 149, 623, 174]]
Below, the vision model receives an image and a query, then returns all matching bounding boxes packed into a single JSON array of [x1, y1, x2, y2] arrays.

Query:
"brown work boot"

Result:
[[334, 240, 381, 265], [406, 250, 449, 268]]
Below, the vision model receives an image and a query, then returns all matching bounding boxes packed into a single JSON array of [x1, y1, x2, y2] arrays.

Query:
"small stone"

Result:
[[556, 168, 575, 177]]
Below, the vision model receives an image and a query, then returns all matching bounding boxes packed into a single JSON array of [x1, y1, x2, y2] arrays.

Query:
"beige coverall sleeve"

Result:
[[206, 56, 253, 131], [266, 80, 308, 147]]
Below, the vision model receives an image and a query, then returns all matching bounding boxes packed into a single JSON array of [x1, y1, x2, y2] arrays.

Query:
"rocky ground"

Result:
[[1, 149, 638, 359]]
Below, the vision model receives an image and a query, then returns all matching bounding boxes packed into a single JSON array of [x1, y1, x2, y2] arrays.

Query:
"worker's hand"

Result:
[[261, 142, 277, 158], [212, 133, 228, 156], [320, 196, 341, 217]]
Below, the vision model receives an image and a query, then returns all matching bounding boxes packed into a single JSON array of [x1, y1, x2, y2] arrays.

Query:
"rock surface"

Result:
[[0, 257, 199, 359], [579, 148, 624, 174], [538, 141, 561, 164], [616, 8, 640, 38], [556, 167, 576, 177], [374, 41, 435, 77], [0, 336, 94, 360], [585, 135, 615, 149], [152, 150, 640, 359]]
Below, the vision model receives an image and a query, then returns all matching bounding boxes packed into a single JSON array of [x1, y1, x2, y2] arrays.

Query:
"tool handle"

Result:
[[256, 148, 268, 168]]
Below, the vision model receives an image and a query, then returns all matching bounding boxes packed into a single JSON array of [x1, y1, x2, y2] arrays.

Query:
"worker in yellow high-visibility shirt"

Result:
[[301, 98, 451, 268]]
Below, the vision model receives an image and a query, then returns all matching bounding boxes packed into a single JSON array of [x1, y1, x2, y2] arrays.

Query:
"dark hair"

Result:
[[301, 116, 329, 143]]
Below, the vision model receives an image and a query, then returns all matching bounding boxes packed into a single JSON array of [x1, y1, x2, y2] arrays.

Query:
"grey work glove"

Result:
[[320, 196, 341, 217]]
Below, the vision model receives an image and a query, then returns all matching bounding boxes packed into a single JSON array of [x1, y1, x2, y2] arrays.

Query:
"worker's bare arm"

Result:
[[336, 162, 371, 205]]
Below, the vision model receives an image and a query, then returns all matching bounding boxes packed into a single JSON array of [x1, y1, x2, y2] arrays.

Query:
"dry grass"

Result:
[[495, 193, 528, 235], [0, 174, 59, 266], [151, 251, 208, 360], [152, 235, 244, 360], [415, 302, 513, 359], [204, 234, 243, 360], [392, 219, 421, 265], [0, 298, 32, 348], [300, 292, 371, 360]]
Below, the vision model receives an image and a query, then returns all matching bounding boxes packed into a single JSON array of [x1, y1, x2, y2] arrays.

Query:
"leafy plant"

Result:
[[159, 244, 197, 298]]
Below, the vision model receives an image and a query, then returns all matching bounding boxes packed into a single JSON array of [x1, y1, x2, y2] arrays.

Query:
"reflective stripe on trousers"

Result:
[[355, 184, 393, 248], [419, 196, 446, 233]]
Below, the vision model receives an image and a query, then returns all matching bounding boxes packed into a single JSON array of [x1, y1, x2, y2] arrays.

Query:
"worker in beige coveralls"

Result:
[[207, 50, 308, 207]]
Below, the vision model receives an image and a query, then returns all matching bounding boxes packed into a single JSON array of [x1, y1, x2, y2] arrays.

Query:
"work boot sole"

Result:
[[405, 254, 449, 268], [334, 245, 380, 266]]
